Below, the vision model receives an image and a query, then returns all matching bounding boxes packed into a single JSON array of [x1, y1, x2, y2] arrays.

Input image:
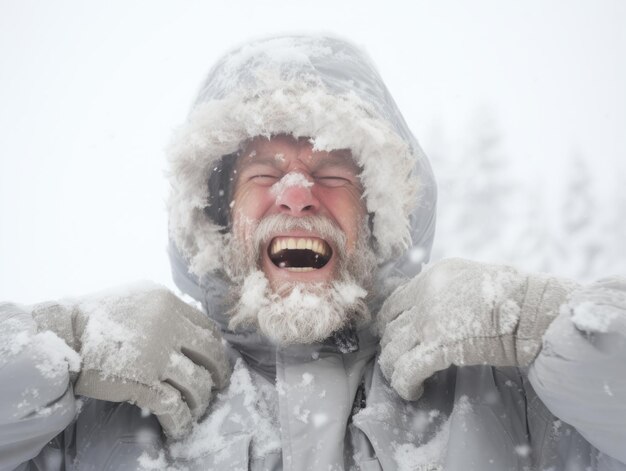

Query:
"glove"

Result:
[[32, 282, 230, 439], [378, 258, 577, 401]]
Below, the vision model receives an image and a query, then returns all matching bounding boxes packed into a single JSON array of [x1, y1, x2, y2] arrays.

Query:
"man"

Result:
[[1, 35, 624, 470]]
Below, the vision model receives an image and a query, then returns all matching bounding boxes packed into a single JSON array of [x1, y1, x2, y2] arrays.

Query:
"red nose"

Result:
[[275, 181, 320, 216]]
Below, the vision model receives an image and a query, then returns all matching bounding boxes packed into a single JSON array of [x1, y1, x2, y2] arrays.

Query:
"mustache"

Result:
[[251, 214, 347, 260]]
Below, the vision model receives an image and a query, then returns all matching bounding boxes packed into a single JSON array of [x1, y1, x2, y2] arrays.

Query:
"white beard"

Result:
[[223, 214, 377, 345], [230, 270, 369, 345]]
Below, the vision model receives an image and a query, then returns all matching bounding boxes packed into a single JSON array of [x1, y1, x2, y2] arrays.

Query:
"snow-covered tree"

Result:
[[431, 110, 516, 264], [555, 153, 603, 281]]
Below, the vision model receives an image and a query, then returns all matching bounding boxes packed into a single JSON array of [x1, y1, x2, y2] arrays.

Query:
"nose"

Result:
[[275, 177, 320, 216]]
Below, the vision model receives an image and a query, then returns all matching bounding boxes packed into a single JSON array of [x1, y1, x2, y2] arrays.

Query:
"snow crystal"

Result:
[[237, 270, 270, 314], [4, 319, 81, 381], [293, 404, 310, 423], [480, 271, 521, 333], [169, 352, 195, 377], [603, 382, 614, 397], [134, 426, 159, 445], [33, 401, 66, 418], [276, 378, 286, 396], [480, 270, 518, 307], [393, 417, 450, 471], [270, 172, 313, 199], [138, 451, 185, 471], [300, 372, 314, 387], [274, 152, 284, 162], [514, 444, 531, 458], [169, 360, 280, 462], [169, 403, 234, 461], [7, 330, 30, 356], [570, 301, 617, 333], [22, 388, 40, 400], [335, 282, 368, 306], [76, 299, 139, 379], [409, 247, 426, 265], [411, 409, 441, 435], [484, 390, 499, 405], [311, 413, 328, 427], [34, 330, 81, 377]]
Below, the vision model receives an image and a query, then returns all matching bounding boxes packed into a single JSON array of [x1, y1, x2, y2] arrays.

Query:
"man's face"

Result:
[[231, 134, 367, 288]]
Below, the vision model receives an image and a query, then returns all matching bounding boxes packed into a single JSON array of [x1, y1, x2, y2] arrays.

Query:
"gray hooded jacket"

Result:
[[1, 36, 625, 471]]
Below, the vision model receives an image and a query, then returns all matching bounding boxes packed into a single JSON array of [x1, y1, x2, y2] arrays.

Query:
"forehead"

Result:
[[236, 135, 359, 171]]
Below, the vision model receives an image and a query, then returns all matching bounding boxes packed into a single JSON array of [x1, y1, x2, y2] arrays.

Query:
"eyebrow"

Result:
[[238, 151, 360, 172], [313, 155, 361, 173]]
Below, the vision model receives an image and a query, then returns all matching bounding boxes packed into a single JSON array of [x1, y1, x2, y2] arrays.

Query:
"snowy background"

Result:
[[1, 0, 624, 304]]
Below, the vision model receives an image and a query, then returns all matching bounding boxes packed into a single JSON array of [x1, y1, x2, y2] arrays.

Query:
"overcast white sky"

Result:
[[1, 0, 625, 303]]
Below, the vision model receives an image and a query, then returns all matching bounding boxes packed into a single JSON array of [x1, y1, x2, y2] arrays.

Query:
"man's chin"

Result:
[[228, 270, 370, 346]]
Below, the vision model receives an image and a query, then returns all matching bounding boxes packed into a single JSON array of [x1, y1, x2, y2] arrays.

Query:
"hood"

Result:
[[166, 35, 437, 324]]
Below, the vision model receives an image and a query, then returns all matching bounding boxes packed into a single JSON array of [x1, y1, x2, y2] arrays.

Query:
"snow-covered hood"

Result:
[[166, 35, 437, 311]]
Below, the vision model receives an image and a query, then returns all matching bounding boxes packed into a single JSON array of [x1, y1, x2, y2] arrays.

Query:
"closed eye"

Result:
[[250, 175, 280, 185], [316, 176, 351, 188]]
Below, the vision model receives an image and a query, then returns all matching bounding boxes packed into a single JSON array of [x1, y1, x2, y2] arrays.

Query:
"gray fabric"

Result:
[[4, 282, 625, 470], [0, 304, 77, 471], [529, 277, 626, 464]]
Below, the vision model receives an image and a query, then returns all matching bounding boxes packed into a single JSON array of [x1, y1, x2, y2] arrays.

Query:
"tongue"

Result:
[[270, 249, 329, 269]]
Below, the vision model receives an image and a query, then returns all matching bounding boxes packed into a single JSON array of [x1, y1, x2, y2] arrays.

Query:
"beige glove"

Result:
[[32, 282, 230, 439], [378, 258, 577, 401]]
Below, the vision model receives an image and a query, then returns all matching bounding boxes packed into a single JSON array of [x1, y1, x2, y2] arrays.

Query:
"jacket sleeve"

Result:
[[0, 303, 79, 470], [528, 276, 626, 464]]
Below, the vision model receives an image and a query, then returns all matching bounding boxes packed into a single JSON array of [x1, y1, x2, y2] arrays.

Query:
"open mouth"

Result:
[[268, 236, 333, 272]]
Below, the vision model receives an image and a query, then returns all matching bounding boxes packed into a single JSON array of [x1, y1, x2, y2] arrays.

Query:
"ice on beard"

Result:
[[229, 269, 368, 345]]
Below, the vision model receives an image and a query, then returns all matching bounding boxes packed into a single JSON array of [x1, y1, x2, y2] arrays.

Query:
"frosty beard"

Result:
[[223, 214, 377, 345]]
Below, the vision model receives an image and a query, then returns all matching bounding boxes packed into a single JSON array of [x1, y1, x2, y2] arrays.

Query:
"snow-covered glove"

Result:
[[378, 258, 578, 401], [32, 282, 231, 439]]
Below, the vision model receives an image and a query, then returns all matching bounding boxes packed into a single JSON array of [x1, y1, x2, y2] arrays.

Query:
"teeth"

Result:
[[269, 237, 329, 256], [286, 267, 315, 272]]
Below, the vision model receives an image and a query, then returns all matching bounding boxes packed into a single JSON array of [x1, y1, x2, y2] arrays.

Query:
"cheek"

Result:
[[318, 189, 366, 244], [231, 186, 273, 238]]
